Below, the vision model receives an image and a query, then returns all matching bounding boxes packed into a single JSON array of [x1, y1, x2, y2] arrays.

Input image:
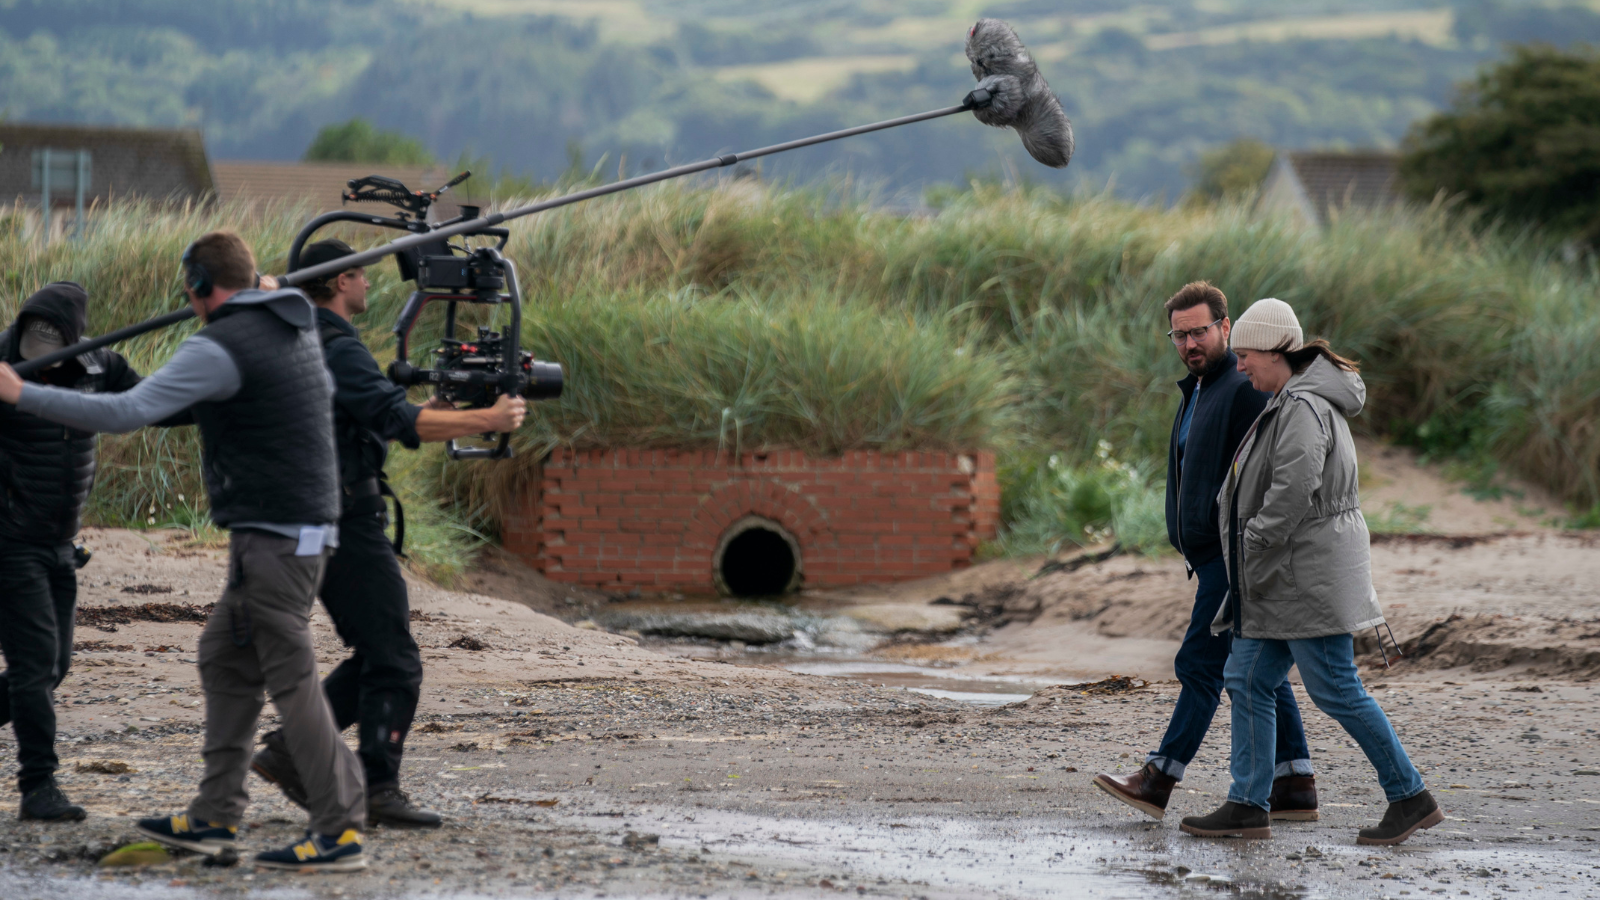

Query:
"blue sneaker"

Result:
[[254, 829, 366, 872], [136, 813, 238, 855]]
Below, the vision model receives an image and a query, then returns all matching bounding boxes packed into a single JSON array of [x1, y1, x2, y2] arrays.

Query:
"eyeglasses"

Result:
[[1166, 318, 1223, 346]]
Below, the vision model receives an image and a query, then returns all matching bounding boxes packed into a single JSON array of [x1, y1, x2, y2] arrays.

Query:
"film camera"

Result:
[[287, 173, 563, 460]]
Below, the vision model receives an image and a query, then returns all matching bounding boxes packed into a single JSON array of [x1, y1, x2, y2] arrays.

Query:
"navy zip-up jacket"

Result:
[[1164, 349, 1270, 567]]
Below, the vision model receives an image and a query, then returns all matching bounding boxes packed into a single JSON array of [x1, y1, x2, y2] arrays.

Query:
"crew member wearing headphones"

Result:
[[0, 232, 368, 872], [247, 239, 524, 828]]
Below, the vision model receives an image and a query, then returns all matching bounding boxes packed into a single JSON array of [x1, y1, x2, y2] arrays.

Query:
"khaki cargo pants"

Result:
[[187, 530, 365, 835]]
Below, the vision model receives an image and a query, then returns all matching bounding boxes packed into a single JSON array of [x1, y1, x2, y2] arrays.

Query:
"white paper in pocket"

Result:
[[294, 526, 328, 557]]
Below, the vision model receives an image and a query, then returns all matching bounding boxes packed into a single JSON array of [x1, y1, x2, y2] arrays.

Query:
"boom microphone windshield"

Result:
[[16, 19, 1074, 376], [966, 18, 1074, 168]]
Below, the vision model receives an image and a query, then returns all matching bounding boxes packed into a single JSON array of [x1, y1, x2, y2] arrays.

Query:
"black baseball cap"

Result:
[[297, 239, 359, 275]]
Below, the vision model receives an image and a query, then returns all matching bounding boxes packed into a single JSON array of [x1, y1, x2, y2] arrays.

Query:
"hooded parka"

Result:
[[0, 283, 144, 545], [1212, 355, 1385, 640]]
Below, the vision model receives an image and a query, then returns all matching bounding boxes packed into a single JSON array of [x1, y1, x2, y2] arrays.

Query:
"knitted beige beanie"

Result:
[[1231, 298, 1303, 352]]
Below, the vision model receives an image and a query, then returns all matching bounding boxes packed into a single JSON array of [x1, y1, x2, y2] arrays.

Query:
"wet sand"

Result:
[[2, 676, 1598, 898], [3, 527, 1599, 898]]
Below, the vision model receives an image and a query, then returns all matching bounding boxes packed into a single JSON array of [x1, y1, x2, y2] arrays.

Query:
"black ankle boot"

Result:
[[1358, 790, 1443, 845], [368, 785, 442, 828], [20, 781, 87, 822], [1179, 801, 1271, 838]]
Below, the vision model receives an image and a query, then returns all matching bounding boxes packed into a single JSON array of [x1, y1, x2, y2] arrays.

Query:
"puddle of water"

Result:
[[562, 807, 1184, 899], [612, 809, 1600, 900], [775, 659, 1059, 706], [905, 687, 1033, 706]]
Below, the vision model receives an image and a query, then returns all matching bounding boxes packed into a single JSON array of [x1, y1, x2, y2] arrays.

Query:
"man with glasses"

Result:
[[1092, 282, 1318, 823]]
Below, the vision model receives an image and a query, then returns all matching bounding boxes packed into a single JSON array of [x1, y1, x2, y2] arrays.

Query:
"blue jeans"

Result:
[[1225, 633, 1425, 810], [1148, 555, 1311, 780]]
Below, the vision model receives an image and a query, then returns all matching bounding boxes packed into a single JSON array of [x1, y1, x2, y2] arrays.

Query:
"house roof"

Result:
[[212, 161, 456, 213], [1279, 150, 1400, 222], [0, 122, 213, 205]]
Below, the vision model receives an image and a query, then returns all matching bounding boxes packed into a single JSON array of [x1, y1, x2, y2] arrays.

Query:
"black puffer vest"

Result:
[[189, 289, 340, 527], [0, 284, 140, 545]]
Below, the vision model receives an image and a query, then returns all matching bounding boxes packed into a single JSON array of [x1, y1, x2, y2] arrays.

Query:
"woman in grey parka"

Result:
[[1178, 299, 1442, 846]]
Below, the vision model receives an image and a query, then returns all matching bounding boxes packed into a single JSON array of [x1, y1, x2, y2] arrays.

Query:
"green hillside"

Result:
[[5, 0, 1600, 196]]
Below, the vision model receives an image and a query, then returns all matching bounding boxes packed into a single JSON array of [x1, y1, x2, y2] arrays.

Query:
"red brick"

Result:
[[505, 448, 994, 589]]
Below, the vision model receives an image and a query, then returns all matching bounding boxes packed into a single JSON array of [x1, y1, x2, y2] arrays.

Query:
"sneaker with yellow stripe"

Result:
[[135, 813, 238, 855], [254, 829, 366, 872]]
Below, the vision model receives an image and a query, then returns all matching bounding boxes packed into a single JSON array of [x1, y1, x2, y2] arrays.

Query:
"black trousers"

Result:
[[319, 510, 423, 789], [0, 540, 76, 793]]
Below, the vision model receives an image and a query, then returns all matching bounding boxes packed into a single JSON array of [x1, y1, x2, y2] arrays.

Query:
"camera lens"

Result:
[[524, 361, 564, 400]]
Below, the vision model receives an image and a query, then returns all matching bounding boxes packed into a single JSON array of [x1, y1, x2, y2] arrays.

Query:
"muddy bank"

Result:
[[834, 531, 1600, 687]]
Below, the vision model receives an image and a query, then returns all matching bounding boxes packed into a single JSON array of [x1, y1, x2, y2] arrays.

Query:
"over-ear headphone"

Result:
[[181, 241, 213, 298]]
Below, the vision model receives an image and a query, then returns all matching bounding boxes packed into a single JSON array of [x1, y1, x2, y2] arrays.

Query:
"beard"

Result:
[[1182, 342, 1225, 377]]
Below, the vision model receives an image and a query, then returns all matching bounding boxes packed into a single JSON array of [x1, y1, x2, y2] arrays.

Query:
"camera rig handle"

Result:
[[342, 171, 470, 219], [287, 209, 429, 273]]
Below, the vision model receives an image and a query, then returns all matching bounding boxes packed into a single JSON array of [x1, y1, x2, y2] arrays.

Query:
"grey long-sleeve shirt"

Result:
[[18, 335, 240, 431], [16, 333, 336, 545]]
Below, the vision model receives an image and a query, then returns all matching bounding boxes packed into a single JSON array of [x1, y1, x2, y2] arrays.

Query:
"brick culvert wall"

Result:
[[501, 448, 1000, 595]]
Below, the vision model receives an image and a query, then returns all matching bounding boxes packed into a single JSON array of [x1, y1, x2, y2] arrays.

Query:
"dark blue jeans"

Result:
[[1147, 554, 1311, 780]]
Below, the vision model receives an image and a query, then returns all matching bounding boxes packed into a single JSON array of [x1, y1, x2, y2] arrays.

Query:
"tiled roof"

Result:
[[213, 161, 456, 213], [1286, 150, 1399, 219], [0, 122, 212, 204]]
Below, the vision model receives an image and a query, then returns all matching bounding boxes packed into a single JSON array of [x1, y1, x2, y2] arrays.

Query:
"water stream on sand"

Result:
[[600, 597, 1071, 707], [736, 655, 1058, 706]]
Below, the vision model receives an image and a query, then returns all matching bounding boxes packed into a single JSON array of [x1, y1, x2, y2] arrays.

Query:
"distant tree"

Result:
[[1189, 138, 1276, 202], [303, 118, 434, 165], [1399, 44, 1600, 244]]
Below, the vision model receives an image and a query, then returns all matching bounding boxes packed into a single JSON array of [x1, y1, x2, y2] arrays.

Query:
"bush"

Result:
[[304, 118, 434, 165], [996, 442, 1166, 557], [1399, 44, 1600, 246]]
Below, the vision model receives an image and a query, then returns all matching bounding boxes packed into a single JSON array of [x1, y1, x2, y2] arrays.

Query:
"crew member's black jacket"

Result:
[[315, 307, 421, 515], [0, 284, 144, 544], [1164, 349, 1270, 566]]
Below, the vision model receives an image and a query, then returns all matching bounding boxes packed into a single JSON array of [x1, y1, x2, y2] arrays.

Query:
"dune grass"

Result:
[[2, 179, 1596, 579], [482, 178, 1600, 522]]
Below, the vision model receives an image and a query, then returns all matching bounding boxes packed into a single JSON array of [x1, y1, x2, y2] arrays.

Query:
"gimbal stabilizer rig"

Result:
[[14, 20, 1071, 463], [287, 174, 564, 459]]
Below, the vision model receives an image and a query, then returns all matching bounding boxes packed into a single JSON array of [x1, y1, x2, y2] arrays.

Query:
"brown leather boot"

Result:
[[1268, 774, 1319, 821], [1092, 763, 1178, 820]]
